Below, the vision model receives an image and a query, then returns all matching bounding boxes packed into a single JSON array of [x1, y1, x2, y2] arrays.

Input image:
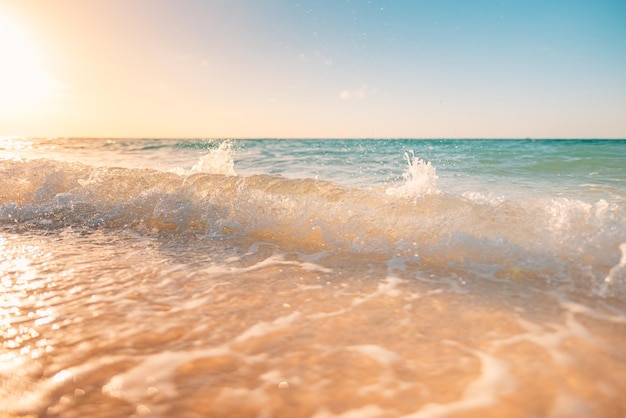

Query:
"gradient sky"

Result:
[[1, 0, 625, 138]]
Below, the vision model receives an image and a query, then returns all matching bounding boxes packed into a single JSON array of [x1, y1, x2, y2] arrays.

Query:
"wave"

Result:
[[1, 151, 625, 298], [168, 140, 236, 176]]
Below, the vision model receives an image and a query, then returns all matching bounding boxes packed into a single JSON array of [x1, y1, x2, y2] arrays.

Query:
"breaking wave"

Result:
[[1, 150, 624, 298]]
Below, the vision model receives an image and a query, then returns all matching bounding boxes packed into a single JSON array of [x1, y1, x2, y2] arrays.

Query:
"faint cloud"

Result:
[[339, 85, 368, 100]]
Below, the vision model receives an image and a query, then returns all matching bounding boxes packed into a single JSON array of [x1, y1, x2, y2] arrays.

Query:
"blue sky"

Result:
[[1, 0, 625, 138]]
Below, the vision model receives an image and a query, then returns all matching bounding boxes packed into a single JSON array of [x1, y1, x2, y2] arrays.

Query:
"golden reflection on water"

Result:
[[1, 236, 53, 339], [0, 235, 53, 412], [0, 136, 33, 155]]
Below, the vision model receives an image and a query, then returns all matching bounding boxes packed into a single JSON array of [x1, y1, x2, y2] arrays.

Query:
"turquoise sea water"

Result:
[[6, 138, 625, 198], [1, 138, 625, 417]]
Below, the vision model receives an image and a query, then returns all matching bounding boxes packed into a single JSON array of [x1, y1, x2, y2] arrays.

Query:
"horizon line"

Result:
[[3, 136, 626, 141]]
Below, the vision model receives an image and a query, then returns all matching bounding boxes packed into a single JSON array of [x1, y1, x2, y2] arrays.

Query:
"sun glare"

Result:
[[0, 13, 62, 114]]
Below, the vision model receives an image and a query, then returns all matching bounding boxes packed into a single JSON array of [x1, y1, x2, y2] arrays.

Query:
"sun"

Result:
[[0, 13, 62, 114]]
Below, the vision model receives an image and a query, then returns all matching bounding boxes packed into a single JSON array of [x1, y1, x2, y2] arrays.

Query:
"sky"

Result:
[[0, 0, 625, 138]]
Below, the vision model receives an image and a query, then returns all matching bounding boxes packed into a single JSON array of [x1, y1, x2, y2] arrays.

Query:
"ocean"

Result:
[[1, 138, 625, 417]]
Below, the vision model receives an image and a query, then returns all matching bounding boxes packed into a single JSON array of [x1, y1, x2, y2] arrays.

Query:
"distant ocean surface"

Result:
[[1, 138, 625, 417]]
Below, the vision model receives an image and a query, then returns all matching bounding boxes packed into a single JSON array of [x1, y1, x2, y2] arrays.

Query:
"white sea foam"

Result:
[[599, 242, 626, 296], [313, 405, 386, 418], [386, 151, 439, 198], [171, 139, 236, 176], [346, 345, 400, 365], [491, 314, 593, 365], [234, 311, 301, 343], [308, 276, 405, 320], [548, 390, 596, 418], [200, 254, 332, 277], [403, 348, 514, 418], [558, 299, 626, 324], [102, 347, 232, 414]]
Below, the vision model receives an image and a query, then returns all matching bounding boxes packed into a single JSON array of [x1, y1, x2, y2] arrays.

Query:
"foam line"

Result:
[[402, 348, 513, 418]]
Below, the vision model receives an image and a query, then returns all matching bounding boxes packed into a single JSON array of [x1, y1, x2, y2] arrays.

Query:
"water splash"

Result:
[[386, 150, 439, 198], [599, 242, 626, 297], [171, 140, 236, 176]]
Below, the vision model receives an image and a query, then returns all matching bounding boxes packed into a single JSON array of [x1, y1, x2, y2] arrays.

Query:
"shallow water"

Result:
[[1, 138, 625, 417]]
